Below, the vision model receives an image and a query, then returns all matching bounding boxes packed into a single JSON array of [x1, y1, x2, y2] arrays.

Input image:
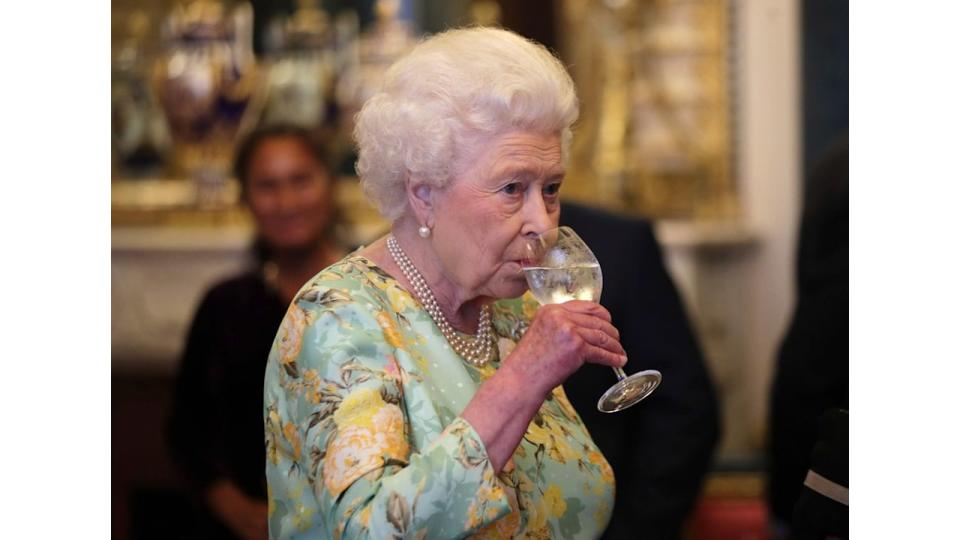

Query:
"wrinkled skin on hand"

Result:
[[505, 300, 627, 397]]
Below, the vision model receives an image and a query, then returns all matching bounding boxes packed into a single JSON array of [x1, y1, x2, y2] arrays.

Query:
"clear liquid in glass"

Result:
[[523, 264, 602, 305], [523, 226, 661, 413]]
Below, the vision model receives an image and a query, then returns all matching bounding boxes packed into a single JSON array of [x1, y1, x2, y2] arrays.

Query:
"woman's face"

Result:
[[428, 130, 564, 300], [244, 136, 334, 253]]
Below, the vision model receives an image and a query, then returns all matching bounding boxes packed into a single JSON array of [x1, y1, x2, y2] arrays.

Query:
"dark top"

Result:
[[561, 203, 721, 540], [766, 135, 849, 527], [168, 270, 286, 505]]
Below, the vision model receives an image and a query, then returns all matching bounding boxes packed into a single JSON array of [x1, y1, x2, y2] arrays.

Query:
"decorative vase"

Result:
[[112, 10, 170, 178], [259, 0, 337, 131], [153, 0, 262, 208]]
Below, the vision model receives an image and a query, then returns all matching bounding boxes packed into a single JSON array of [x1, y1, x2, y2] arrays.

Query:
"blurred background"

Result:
[[111, 0, 848, 538]]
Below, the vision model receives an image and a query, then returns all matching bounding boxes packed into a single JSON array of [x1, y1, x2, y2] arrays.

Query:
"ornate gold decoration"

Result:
[[559, 0, 738, 220]]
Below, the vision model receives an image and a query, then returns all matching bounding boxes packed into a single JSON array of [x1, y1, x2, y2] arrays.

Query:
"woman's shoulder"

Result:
[[293, 253, 395, 306], [267, 255, 402, 380]]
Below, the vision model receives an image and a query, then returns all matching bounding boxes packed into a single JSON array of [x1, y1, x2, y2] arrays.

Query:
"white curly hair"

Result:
[[353, 26, 580, 221]]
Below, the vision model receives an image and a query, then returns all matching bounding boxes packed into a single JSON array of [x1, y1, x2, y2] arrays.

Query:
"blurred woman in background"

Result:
[[168, 124, 345, 540]]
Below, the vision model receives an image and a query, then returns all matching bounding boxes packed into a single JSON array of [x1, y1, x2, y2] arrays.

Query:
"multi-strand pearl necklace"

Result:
[[387, 235, 494, 367]]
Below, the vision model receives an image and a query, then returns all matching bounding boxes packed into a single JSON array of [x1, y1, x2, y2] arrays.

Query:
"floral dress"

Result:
[[263, 254, 615, 539]]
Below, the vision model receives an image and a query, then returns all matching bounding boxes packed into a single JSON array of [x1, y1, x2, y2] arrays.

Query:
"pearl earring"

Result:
[[418, 225, 431, 238]]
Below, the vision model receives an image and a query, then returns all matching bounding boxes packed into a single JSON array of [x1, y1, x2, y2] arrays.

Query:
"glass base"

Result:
[[597, 369, 662, 413]]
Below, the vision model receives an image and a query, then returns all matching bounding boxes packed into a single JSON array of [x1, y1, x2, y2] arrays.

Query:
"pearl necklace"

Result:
[[387, 235, 494, 367]]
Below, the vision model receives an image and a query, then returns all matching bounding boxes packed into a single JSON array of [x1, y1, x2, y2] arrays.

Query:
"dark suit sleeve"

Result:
[[611, 221, 720, 539], [561, 207, 720, 539]]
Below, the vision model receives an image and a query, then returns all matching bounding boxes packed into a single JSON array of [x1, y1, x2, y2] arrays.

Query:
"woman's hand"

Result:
[[206, 479, 269, 540], [504, 300, 627, 398], [462, 300, 625, 471]]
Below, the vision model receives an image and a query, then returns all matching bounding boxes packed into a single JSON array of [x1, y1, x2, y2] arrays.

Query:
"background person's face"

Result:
[[428, 130, 564, 300], [244, 136, 333, 253]]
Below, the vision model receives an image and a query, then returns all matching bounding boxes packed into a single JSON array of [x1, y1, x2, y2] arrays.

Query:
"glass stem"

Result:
[[612, 367, 627, 381]]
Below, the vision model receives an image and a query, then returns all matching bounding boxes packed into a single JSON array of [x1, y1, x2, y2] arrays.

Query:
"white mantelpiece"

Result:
[[111, 226, 253, 375]]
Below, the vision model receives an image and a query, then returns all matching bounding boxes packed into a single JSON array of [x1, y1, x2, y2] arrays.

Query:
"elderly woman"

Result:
[[263, 27, 626, 539]]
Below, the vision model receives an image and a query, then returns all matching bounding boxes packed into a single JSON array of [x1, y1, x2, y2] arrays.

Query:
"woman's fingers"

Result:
[[511, 301, 628, 390], [565, 311, 621, 341], [582, 343, 628, 368], [576, 326, 627, 357], [558, 300, 613, 322]]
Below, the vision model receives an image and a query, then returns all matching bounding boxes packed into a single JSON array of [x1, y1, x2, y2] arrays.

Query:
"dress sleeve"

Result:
[[263, 285, 513, 540]]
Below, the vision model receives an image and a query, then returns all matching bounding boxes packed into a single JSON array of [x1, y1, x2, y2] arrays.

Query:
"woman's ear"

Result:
[[405, 177, 435, 227]]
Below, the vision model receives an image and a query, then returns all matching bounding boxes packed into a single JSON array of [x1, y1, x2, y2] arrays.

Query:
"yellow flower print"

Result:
[[372, 404, 410, 452], [265, 408, 283, 465], [543, 484, 567, 518], [267, 484, 276, 518], [524, 498, 549, 538], [283, 421, 302, 460], [585, 452, 615, 496], [521, 294, 539, 319], [524, 417, 552, 448], [358, 505, 373, 528], [322, 421, 408, 496], [471, 509, 520, 539], [465, 467, 508, 530], [527, 414, 577, 465], [323, 391, 409, 496], [277, 305, 311, 368], [292, 502, 314, 532], [376, 310, 405, 349], [551, 386, 580, 421], [386, 283, 418, 313], [408, 350, 431, 372], [312, 270, 342, 284], [286, 479, 306, 501], [300, 370, 322, 404], [593, 499, 611, 529], [549, 433, 580, 464], [599, 456, 615, 485], [333, 387, 383, 429]]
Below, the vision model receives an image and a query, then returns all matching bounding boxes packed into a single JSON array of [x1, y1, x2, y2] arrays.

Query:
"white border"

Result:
[[3, 2, 110, 537], [852, 0, 960, 536]]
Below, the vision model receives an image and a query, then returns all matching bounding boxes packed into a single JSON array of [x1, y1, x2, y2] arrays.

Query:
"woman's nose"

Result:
[[277, 184, 300, 211], [522, 192, 555, 235]]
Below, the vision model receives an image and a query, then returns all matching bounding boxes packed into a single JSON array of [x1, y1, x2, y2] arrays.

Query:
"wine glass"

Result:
[[522, 226, 662, 413]]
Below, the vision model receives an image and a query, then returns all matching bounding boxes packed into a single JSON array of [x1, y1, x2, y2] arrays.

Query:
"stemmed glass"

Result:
[[523, 226, 662, 413]]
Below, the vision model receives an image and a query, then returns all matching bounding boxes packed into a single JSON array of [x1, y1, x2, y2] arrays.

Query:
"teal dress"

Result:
[[263, 254, 615, 539]]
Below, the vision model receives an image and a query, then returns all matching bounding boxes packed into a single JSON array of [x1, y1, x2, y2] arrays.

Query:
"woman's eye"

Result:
[[502, 182, 522, 195]]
